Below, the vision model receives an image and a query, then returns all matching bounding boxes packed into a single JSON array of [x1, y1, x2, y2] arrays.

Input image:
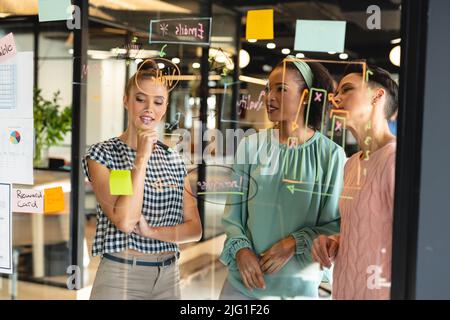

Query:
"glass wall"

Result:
[[0, 0, 402, 300], [0, 18, 73, 291]]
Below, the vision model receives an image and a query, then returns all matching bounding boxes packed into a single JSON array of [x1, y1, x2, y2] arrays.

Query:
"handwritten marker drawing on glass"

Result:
[[149, 17, 212, 45], [279, 58, 367, 198]]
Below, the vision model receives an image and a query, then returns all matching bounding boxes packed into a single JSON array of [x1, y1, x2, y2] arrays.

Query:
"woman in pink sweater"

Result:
[[311, 65, 398, 299]]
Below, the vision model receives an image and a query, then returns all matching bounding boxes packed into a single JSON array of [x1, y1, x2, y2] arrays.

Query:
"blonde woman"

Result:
[[82, 60, 202, 300]]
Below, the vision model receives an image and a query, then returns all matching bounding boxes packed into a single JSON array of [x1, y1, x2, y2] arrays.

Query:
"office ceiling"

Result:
[[0, 0, 402, 75], [232, 0, 402, 75]]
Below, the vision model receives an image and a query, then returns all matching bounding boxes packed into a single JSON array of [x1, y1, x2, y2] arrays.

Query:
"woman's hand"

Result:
[[236, 248, 266, 290], [259, 236, 296, 275], [136, 128, 158, 160], [311, 235, 339, 269], [133, 215, 155, 238]]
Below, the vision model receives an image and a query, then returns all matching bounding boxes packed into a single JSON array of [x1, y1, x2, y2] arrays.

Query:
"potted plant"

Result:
[[33, 88, 72, 168]]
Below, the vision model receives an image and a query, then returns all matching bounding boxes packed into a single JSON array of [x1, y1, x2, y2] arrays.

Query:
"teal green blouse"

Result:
[[219, 130, 345, 299]]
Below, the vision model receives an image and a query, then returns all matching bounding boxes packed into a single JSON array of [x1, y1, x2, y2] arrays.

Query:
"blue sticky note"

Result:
[[38, 0, 73, 22], [294, 20, 346, 53]]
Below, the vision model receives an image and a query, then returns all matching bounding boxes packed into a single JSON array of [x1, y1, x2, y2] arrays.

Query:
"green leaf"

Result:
[[33, 88, 72, 151]]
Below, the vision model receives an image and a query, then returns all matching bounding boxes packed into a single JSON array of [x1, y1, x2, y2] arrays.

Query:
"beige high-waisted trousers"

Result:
[[90, 251, 180, 300]]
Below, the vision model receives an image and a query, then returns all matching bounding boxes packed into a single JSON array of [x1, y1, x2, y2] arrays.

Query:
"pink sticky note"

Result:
[[0, 33, 17, 63]]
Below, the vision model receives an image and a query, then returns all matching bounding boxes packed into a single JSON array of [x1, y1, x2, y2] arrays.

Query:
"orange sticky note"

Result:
[[44, 186, 65, 213], [246, 9, 274, 40]]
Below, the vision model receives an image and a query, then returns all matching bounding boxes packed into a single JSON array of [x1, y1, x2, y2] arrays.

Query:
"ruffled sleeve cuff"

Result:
[[290, 230, 313, 255], [219, 238, 252, 266]]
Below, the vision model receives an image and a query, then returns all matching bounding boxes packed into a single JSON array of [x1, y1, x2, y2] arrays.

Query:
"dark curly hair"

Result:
[[274, 59, 336, 131]]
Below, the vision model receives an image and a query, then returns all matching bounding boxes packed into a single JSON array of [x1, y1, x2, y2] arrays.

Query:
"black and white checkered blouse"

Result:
[[82, 137, 186, 257]]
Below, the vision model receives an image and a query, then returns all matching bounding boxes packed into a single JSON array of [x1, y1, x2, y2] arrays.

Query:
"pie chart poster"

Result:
[[9, 130, 21, 144], [0, 118, 34, 184]]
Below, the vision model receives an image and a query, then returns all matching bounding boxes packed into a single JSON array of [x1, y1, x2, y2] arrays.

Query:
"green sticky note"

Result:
[[109, 170, 133, 196], [38, 0, 73, 22], [294, 20, 346, 53]]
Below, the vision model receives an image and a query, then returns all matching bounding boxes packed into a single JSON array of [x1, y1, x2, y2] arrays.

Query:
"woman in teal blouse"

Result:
[[219, 56, 346, 299]]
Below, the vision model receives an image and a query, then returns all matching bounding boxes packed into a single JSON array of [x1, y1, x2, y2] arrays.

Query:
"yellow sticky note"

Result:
[[44, 187, 65, 213], [246, 9, 274, 40], [109, 170, 133, 195]]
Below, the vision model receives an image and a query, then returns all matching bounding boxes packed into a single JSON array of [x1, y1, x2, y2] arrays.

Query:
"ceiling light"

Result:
[[389, 45, 401, 67], [281, 48, 291, 55], [262, 64, 273, 72], [390, 38, 401, 44], [248, 39, 257, 43], [239, 75, 267, 86], [172, 57, 180, 64], [192, 62, 201, 69], [209, 48, 231, 64], [239, 49, 250, 69], [89, 0, 191, 13], [129, 49, 160, 59], [87, 50, 114, 59], [295, 53, 305, 59], [339, 53, 349, 60], [266, 43, 276, 49], [158, 63, 165, 69], [215, 53, 227, 63], [328, 51, 336, 55], [211, 36, 234, 42]]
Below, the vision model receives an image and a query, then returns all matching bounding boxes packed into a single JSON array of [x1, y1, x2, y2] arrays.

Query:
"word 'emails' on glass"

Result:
[[149, 17, 212, 46]]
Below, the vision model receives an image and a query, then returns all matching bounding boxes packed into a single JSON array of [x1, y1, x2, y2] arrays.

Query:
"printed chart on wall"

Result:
[[0, 118, 34, 184], [0, 51, 34, 184], [0, 183, 12, 274]]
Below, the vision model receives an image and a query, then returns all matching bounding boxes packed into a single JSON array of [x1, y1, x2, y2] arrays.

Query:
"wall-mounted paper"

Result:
[[294, 20, 347, 53], [44, 187, 65, 213], [149, 17, 212, 45], [38, 0, 73, 22], [0, 52, 33, 118], [12, 188, 44, 214], [110, 170, 133, 195], [0, 183, 12, 274], [0, 52, 33, 185], [0, 118, 34, 185], [0, 33, 17, 64], [0, 63, 17, 110], [246, 9, 274, 40]]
